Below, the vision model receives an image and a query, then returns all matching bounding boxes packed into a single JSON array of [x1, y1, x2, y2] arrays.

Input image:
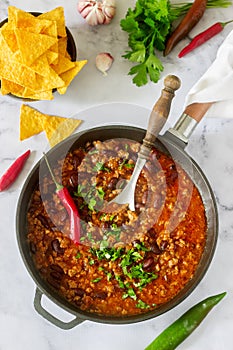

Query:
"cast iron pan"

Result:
[[16, 85, 218, 329]]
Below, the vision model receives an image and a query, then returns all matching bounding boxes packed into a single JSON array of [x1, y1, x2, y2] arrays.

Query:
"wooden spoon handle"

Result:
[[139, 75, 181, 159], [184, 102, 212, 122]]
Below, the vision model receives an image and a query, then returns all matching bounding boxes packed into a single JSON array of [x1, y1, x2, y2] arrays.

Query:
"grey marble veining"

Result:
[[1, 1, 233, 349]]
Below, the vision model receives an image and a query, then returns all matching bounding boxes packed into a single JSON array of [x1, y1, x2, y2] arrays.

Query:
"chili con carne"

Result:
[[164, 0, 207, 56], [43, 153, 81, 245], [0, 149, 31, 192], [178, 20, 233, 57], [145, 292, 227, 350]]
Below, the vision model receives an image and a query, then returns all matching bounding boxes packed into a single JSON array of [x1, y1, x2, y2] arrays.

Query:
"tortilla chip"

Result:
[[0, 37, 38, 90], [19, 104, 46, 140], [0, 78, 25, 96], [41, 21, 57, 37], [38, 7, 67, 37], [57, 60, 87, 94], [19, 104, 82, 146], [51, 55, 75, 75], [36, 71, 65, 91], [7, 6, 34, 27], [15, 29, 57, 66], [23, 88, 54, 100], [44, 118, 82, 147], [45, 50, 59, 65], [16, 11, 53, 34], [1, 25, 18, 53], [58, 37, 68, 56]]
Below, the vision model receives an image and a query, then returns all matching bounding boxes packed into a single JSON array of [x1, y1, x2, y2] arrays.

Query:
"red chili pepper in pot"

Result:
[[0, 150, 31, 191], [164, 0, 207, 56], [178, 19, 233, 57], [43, 153, 81, 245]]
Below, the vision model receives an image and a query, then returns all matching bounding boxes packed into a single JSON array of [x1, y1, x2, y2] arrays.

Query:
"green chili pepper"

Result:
[[145, 292, 227, 350]]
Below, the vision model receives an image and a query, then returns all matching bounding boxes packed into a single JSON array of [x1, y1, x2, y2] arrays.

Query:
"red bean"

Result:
[[143, 257, 154, 270]]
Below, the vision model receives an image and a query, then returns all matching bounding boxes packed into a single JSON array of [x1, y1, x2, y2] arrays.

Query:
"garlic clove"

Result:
[[102, 5, 116, 21], [77, 1, 96, 14], [95, 7, 106, 25], [79, 5, 94, 19], [95, 52, 114, 75], [85, 6, 104, 26]]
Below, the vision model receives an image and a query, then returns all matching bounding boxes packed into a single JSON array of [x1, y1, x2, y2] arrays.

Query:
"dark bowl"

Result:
[[16, 125, 218, 329], [0, 12, 76, 101]]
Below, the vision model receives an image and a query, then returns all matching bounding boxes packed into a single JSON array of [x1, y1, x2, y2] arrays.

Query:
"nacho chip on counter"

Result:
[[0, 6, 87, 100], [19, 104, 82, 147]]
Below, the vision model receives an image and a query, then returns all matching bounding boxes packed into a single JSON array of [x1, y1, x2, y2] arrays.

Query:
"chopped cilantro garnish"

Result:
[[75, 252, 81, 259], [106, 272, 112, 281], [88, 198, 97, 211], [136, 300, 150, 309], [74, 183, 105, 212], [90, 241, 158, 295], [92, 277, 102, 283], [89, 258, 95, 266], [93, 162, 110, 172], [124, 163, 135, 169], [75, 184, 86, 197], [87, 232, 95, 243], [122, 287, 137, 301], [97, 187, 105, 200], [115, 275, 125, 289], [119, 159, 134, 170], [88, 149, 99, 155]]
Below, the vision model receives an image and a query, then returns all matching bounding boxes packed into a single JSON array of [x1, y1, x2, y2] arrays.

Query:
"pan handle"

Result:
[[34, 288, 85, 329], [168, 102, 212, 144]]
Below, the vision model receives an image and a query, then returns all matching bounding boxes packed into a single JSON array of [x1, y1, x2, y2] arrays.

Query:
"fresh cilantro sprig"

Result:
[[120, 0, 171, 86]]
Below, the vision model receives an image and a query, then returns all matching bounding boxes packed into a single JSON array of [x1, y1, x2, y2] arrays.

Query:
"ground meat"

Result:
[[27, 138, 206, 316]]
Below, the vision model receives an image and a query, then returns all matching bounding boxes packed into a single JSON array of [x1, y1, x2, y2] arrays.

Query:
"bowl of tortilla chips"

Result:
[[0, 6, 87, 100]]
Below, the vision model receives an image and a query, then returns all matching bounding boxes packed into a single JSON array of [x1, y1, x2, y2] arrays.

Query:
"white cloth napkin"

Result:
[[185, 29, 233, 118]]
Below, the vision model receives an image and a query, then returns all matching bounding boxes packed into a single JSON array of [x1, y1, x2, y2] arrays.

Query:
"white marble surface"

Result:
[[0, 0, 233, 349]]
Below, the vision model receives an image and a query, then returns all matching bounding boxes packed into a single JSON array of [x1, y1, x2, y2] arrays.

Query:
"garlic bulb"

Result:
[[77, 0, 116, 26]]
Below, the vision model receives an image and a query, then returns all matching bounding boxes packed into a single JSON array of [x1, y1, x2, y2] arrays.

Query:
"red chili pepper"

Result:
[[178, 20, 233, 58], [164, 0, 207, 56], [0, 150, 31, 191], [43, 153, 81, 245]]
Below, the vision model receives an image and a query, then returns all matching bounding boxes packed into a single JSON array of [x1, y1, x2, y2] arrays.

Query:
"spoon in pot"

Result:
[[110, 75, 181, 211]]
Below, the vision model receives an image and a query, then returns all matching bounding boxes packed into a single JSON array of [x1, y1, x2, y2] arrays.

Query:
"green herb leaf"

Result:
[[92, 277, 102, 283], [97, 187, 105, 200], [115, 275, 125, 289], [106, 272, 112, 281], [124, 163, 135, 169], [129, 63, 148, 87], [136, 299, 150, 309], [89, 258, 95, 266], [93, 162, 110, 173]]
